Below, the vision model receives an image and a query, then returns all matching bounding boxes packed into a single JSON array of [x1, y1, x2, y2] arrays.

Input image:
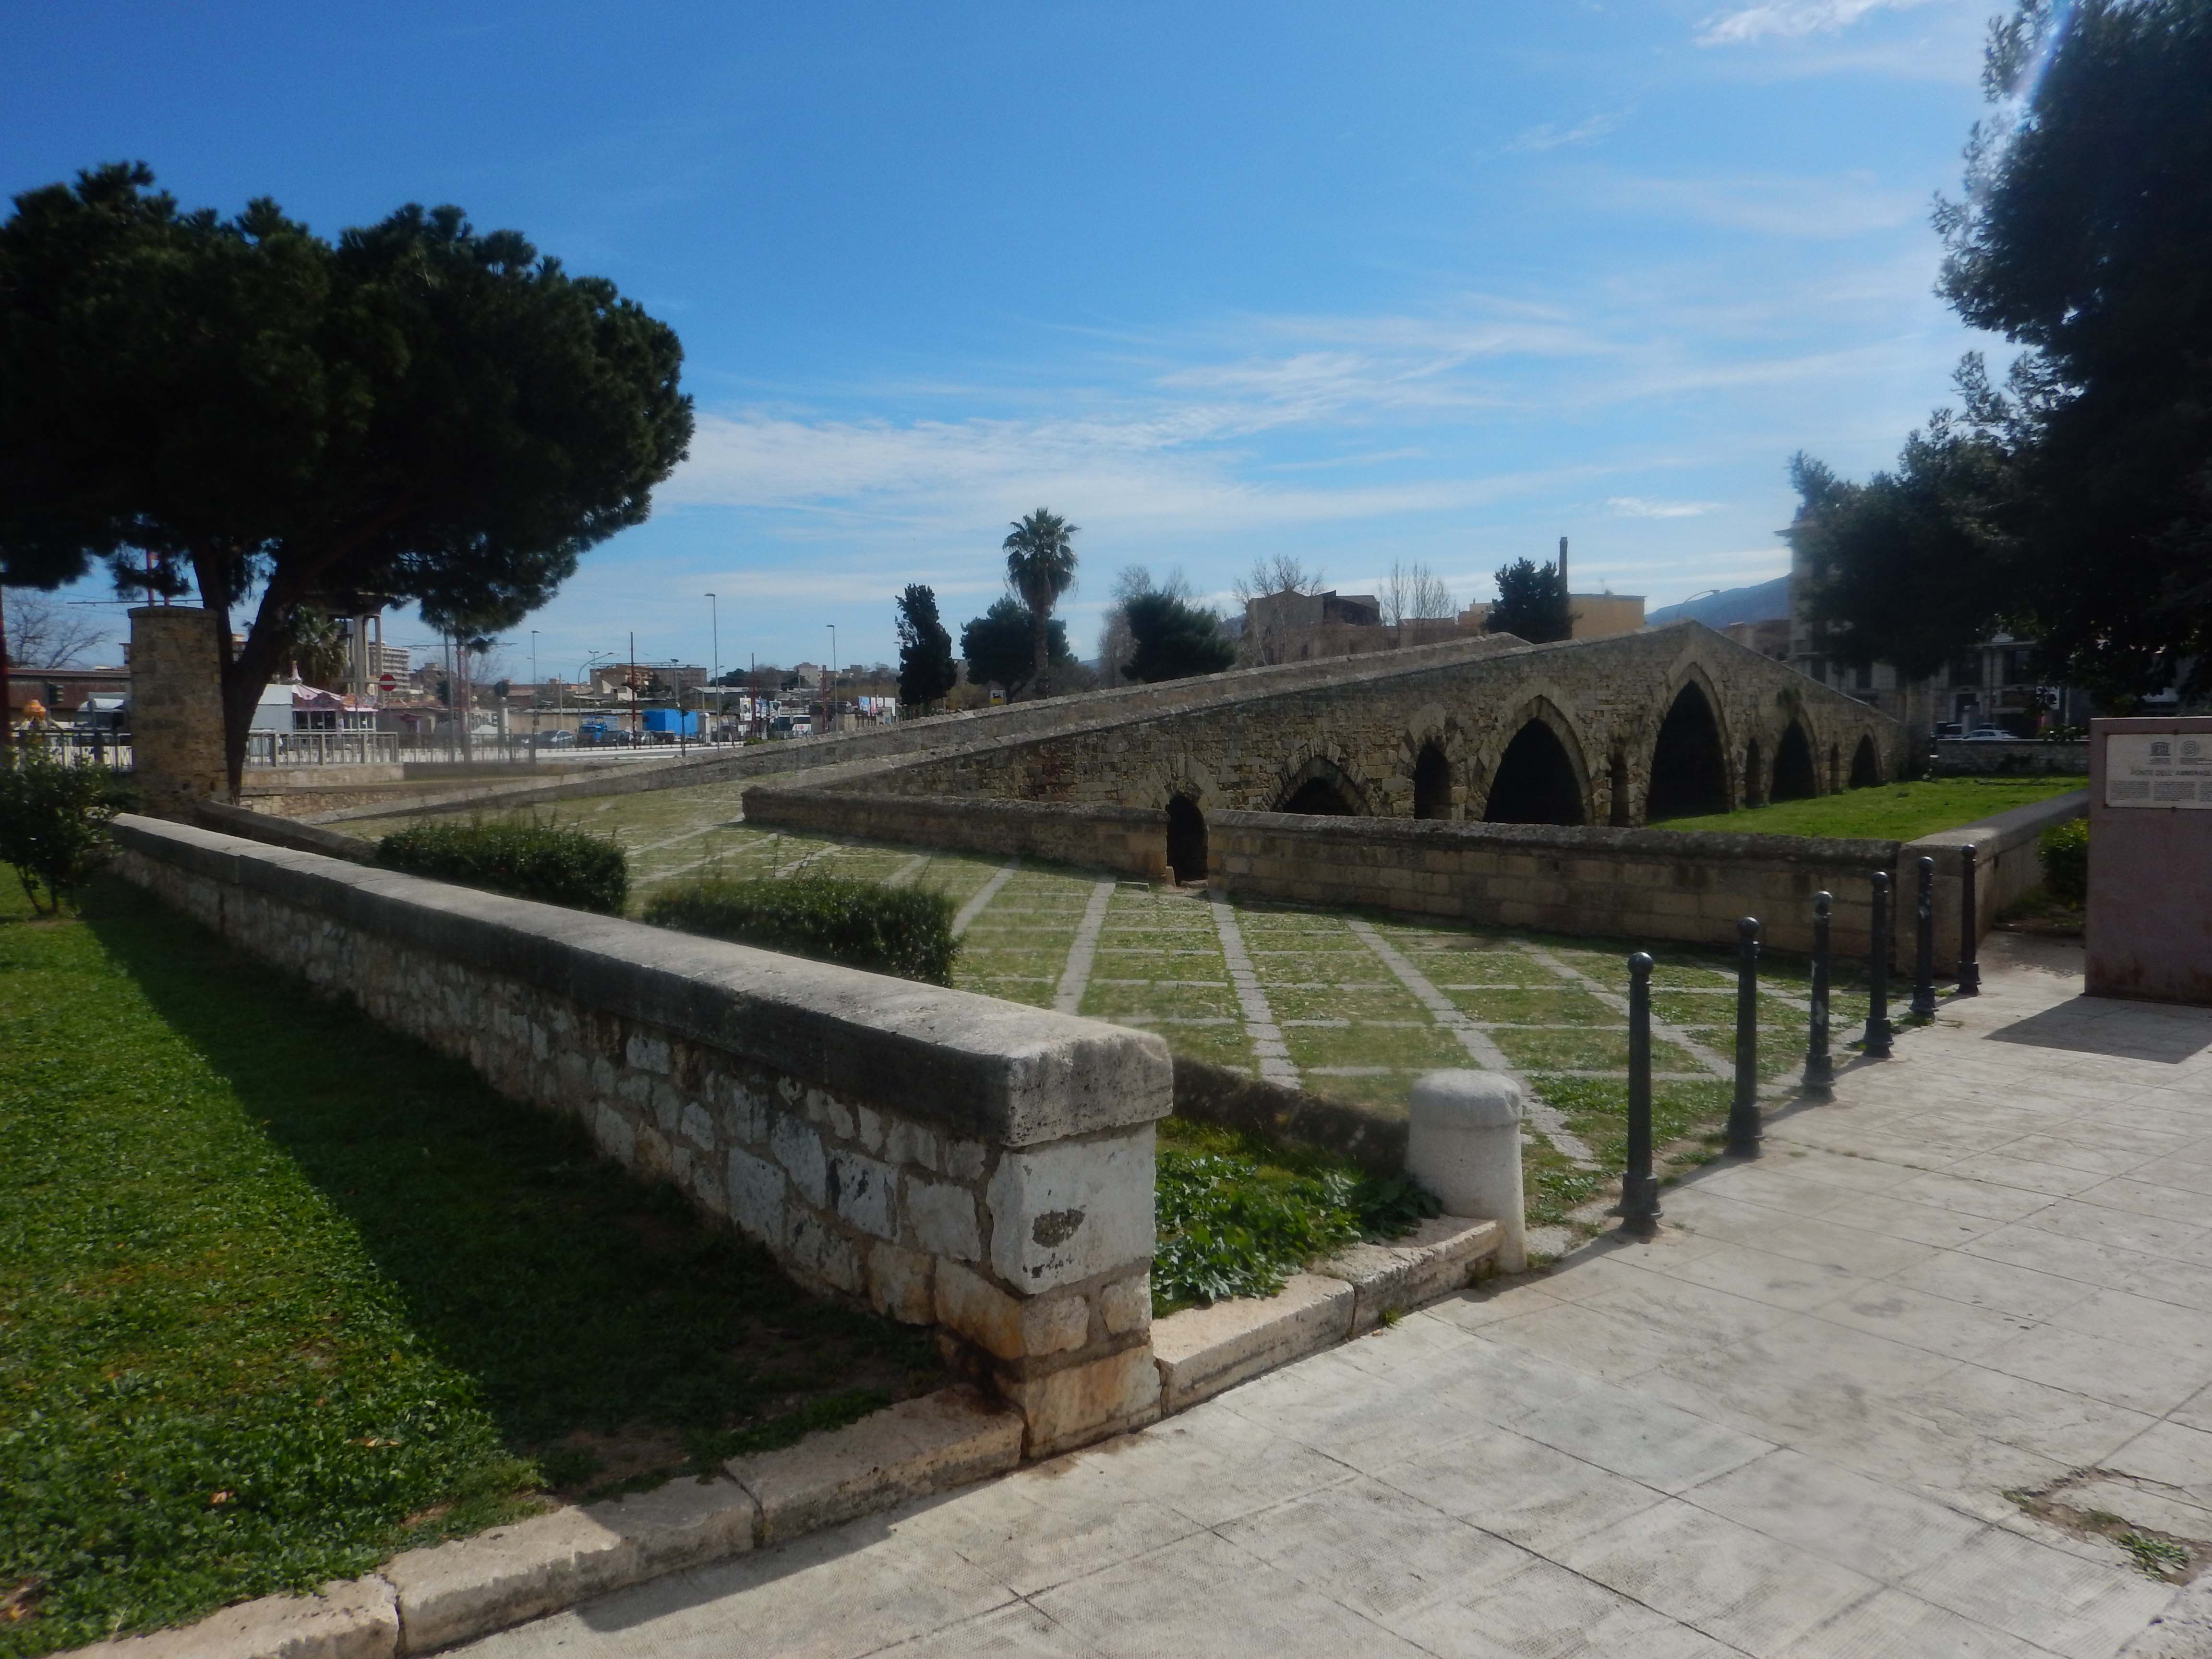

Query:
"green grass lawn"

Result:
[[0, 875, 940, 1657], [1654, 776, 2082, 840]]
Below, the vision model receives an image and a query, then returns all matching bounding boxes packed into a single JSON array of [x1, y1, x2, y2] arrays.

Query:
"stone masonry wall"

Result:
[[1210, 812, 1899, 960], [108, 816, 1172, 1457], [746, 792, 1171, 880], [129, 606, 228, 816]]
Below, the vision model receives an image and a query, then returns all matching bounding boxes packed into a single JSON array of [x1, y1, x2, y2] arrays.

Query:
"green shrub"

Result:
[[643, 874, 959, 984], [2040, 817, 2089, 906], [0, 743, 129, 913], [1151, 1119, 1441, 1312], [376, 818, 629, 914]]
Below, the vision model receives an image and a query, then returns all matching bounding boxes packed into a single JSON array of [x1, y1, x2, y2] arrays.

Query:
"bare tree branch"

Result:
[[1, 589, 108, 668]]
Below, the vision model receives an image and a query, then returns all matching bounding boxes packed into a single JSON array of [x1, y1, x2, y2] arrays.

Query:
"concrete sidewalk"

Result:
[[454, 934, 2212, 1659]]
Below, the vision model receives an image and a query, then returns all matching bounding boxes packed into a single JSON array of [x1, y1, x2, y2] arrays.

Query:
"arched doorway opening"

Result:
[[1412, 742, 1451, 819], [1828, 744, 1842, 793], [1608, 751, 1631, 826], [1645, 683, 1731, 822], [1849, 735, 1881, 789], [1772, 721, 1817, 801], [1485, 721, 1587, 825], [1166, 796, 1207, 885], [1744, 739, 1765, 807]]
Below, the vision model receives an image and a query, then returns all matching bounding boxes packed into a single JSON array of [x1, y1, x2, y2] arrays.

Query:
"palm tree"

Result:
[[1002, 508, 1079, 697]]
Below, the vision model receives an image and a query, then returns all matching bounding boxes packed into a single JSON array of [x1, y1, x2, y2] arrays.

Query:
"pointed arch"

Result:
[[1772, 720, 1818, 801], [1607, 750, 1632, 827], [1646, 680, 1731, 821], [1484, 720, 1589, 825], [1849, 733, 1882, 789], [1273, 753, 1371, 816]]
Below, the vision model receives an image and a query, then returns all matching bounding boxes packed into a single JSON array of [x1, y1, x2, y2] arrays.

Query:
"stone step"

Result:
[[1151, 1215, 1502, 1414]]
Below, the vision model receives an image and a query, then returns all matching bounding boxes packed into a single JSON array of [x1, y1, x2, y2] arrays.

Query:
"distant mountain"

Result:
[[1647, 575, 1790, 630]]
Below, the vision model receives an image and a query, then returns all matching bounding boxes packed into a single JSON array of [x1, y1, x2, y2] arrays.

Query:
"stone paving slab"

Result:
[[446, 934, 2212, 1659]]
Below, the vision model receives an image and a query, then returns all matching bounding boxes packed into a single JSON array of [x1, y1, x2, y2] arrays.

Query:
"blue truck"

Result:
[[640, 709, 703, 739]]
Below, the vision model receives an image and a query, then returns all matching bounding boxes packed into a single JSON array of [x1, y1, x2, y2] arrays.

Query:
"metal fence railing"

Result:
[[245, 732, 402, 767]]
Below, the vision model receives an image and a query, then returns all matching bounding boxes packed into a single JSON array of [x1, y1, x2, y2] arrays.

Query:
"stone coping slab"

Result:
[[110, 815, 1170, 1149], [68, 1577, 399, 1659], [1320, 1214, 1505, 1332], [724, 1383, 1024, 1541], [1154, 1272, 1357, 1414], [70, 1387, 1022, 1659], [1151, 1215, 1503, 1414]]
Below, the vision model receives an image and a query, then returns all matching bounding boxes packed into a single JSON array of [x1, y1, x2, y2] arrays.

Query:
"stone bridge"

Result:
[[859, 622, 1905, 843]]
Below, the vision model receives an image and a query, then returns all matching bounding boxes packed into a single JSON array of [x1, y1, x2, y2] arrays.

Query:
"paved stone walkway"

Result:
[[457, 934, 2212, 1659]]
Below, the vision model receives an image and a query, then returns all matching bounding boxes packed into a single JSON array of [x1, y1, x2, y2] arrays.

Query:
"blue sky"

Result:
[[4, 0, 2004, 678]]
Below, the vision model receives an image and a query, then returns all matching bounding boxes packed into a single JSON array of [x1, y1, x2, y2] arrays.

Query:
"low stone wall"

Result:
[[1172, 1058, 1408, 1176], [1904, 788, 2086, 973], [746, 788, 1169, 879], [1211, 811, 1898, 959], [107, 816, 1173, 1457], [1936, 740, 2089, 776]]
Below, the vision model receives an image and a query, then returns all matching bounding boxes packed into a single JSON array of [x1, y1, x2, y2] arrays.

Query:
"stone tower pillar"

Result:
[[130, 606, 227, 816]]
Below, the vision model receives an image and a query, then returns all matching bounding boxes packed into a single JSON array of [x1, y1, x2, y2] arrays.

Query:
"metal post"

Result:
[[1958, 843, 1982, 996], [1911, 854, 1937, 1018], [1728, 917, 1763, 1155], [1621, 951, 1661, 1236], [1804, 891, 1834, 1100], [1865, 870, 1894, 1058]]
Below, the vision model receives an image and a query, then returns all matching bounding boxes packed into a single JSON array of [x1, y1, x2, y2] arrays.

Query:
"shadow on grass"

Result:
[[77, 879, 943, 1488]]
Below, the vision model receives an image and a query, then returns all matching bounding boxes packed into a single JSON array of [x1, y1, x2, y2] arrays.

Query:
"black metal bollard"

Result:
[[1958, 843, 1982, 997], [1728, 917, 1763, 1155], [1622, 951, 1662, 1236], [1911, 854, 1938, 1019], [1865, 870, 1894, 1058], [1803, 892, 1835, 1100]]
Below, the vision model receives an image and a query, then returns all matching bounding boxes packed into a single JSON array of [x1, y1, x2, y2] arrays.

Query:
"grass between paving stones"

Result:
[[1653, 776, 2080, 841], [0, 874, 942, 1657], [349, 785, 1890, 1247], [1151, 1118, 1439, 1316]]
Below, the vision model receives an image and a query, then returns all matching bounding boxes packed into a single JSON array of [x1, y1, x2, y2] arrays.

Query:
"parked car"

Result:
[[531, 730, 577, 748], [1963, 726, 2015, 742], [1934, 722, 1963, 739]]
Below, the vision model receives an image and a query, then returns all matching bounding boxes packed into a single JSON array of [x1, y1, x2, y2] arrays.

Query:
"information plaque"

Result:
[[2105, 732, 2212, 808]]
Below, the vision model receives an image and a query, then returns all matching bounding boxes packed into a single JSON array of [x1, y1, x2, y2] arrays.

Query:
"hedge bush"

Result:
[[2040, 817, 2089, 907], [643, 874, 959, 985], [376, 818, 629, 914], [0, 743, 131, 914]]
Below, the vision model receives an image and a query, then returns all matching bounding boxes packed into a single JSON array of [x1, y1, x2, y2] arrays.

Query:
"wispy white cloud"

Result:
[[1503, 111, 1625, 155], [1695, 0, 1945, 47], [1587, 168, 1923, 239], [1609, 496, 1723, 518]]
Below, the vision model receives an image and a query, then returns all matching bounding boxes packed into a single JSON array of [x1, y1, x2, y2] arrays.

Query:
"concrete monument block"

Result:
[[1405, 1070, 1527, 1272], [2089, 716, 2212, 1005]]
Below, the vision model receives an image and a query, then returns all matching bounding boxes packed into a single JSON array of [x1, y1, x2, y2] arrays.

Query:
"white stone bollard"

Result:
[[1407, 1070, 1527, 1274]]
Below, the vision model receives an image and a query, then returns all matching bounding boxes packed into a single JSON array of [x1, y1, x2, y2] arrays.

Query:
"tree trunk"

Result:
[[203, 557, 303, 805], [1030, 602, 1051, 700]]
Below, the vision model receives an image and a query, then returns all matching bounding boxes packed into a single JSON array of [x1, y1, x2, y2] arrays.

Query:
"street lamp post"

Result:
[[826, 624, 837, 733], [706, 593, 719, 745], [529, 630, 539, 761]]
